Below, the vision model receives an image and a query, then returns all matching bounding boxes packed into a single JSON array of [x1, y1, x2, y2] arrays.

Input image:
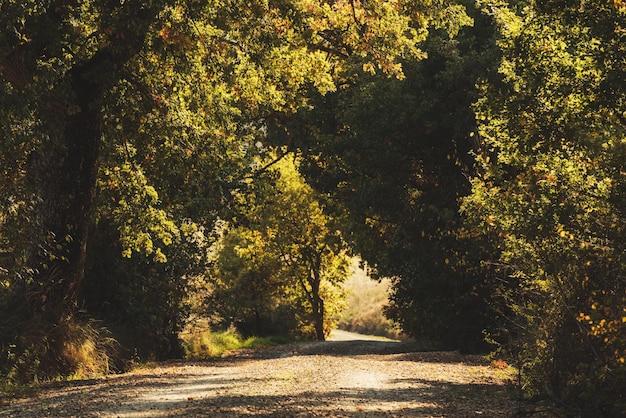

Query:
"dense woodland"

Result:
[[0, 0, 624, 415]]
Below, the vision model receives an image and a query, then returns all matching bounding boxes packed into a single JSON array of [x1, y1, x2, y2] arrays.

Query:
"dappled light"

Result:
[[1, 0, 625, 415], [0, 338, 517, 417]]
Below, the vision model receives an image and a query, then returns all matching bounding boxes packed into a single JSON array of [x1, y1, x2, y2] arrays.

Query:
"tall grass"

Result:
[[0, 316, 116, 389], [180, 320, 290, 359]]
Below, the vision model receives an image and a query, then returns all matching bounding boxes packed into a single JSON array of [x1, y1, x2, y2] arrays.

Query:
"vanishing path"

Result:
[[1, 331, 517, 417]]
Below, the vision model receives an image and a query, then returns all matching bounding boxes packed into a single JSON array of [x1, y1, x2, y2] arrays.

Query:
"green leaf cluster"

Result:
[[464, 0, 626, 412], [207, 153, 351, 340]]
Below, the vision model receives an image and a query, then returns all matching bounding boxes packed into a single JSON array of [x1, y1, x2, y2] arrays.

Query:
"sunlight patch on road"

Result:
[[328, 329, 400, 342], [108, 372, 239, 417], [336, 369, 388, 389]]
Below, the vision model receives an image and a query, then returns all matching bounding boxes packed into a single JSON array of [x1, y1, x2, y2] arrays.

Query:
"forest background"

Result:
[[0, 0, 624, 416]]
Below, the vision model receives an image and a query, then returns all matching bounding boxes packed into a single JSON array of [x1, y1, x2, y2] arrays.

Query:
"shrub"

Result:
[[180, 320, 290, 359]]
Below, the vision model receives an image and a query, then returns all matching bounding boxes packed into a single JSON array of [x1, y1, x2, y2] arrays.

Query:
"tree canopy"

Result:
[[1, 0, 625, 413], [0, 0, 446, 381], [282, 0, 499, 352]]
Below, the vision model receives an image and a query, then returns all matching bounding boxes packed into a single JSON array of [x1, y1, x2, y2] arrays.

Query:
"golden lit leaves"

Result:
[[614, 0, 626, 12], [297, 0, 431, 78], [99, 163, 179, 263], [158, 26, 194, 50], [579, 297, 626, 365]]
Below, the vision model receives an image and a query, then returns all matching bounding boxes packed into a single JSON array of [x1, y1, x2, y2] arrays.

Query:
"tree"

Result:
[[1, 0, 168, 381], [1, 0, 168, 312], [262, 156, 350, 340], [0, 0, 435, 380], [277, 1, 500, 352], [463, 0, 626, 413], [209, 154, 350, 340], [0, 0, 483, 381], [207, 226, 293, 336]]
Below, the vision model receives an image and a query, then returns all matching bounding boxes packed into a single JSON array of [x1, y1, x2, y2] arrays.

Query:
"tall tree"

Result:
[[260, 155, 350, 340], [0, 0, 162, 317], [209, 154, 350, 340], [1, 1, 169, 379], [464, 0, 626, 413], [279, 1, 500, 352], [1, 0, 438, 380]]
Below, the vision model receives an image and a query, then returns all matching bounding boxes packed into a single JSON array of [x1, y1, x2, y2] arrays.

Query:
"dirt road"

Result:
[[0, 331, 517, 417]]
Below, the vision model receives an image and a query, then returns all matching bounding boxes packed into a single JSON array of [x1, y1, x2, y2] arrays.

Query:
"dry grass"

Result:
[[60, 321, 115, 379], [338, 260, 404, 340]]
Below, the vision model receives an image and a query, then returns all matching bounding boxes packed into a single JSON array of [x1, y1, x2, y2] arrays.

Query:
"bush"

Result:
[[180, 320, 290, 359], [0, 314, 116, 385]]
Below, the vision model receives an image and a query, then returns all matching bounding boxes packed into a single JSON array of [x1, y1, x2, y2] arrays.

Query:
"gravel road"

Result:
[[0, 331, 518, 417]]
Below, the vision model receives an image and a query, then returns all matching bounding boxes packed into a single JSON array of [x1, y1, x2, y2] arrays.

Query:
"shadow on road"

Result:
[[0, 332, 511, 417], [231, 338, 486, 366], [0, 371, 515, 417]]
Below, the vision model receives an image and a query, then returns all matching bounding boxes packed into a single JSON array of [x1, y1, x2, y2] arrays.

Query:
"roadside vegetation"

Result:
[[180, 323, 290, 360]]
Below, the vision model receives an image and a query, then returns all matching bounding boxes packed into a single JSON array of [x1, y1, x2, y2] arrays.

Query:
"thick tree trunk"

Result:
[[27, 69, 105, 316], [16, 5, 160, 318]]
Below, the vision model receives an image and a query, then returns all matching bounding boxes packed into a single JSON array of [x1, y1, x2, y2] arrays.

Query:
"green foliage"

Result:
[[207, 153, 351, 340], [182, 328, 242, 359], [181, 322, 291, 360], [81, 219, 196, 364], [284, 0, 500, 352], [206, 225, 297, 336], [464, 0, 626, 413]]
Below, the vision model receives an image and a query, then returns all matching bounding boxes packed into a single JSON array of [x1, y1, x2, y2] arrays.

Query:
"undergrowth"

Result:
[[180, 322, 291, 359], [0, 314, 117, 396]]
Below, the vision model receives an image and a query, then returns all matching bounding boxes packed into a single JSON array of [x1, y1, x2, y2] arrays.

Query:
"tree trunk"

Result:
[[309, 250, 326, 341], [26, 67, 106, 316], [0, 5, 162, 380], [16, 5, 161, 319], [312, 295, 325, 341]]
